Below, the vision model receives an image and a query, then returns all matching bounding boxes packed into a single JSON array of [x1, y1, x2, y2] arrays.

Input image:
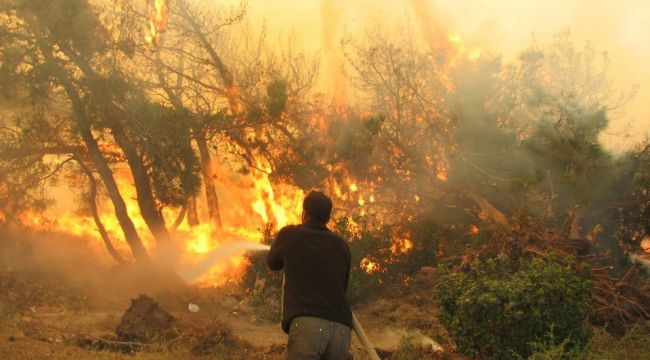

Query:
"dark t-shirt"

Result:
[[267, 221, 352, 333]]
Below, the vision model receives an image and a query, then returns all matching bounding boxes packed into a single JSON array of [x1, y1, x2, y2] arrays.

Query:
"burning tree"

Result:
[[139, 0, 324, 227], [0, 0, 209, 262], [0, 0, 322, 274], [1, 0, 150, 261]]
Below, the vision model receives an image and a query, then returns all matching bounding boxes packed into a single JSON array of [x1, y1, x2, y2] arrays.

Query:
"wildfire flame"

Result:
[[18, 160, 303, 286], [145, 0, 169, 46], [391, 238, 414, 255], [360, 257, 380, 274], [390, 228, 414, 255], [251, 161, 304, 229], [641, 236, 650, 253]]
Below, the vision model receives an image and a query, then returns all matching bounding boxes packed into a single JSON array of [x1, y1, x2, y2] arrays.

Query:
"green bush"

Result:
[[525, 328, 582, 360], [436, 254, 593, 359]]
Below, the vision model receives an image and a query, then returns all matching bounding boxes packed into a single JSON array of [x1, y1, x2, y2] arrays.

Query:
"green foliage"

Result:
[[523, 104, 612, 206], [581, 321, 650, 360], [436, 254, 593, 359], [390, 335, 422, 360], [332, 114, 384, 161], [129, 101, 201, 208], [525, 329, 582, 360], [606, 144, 650, 252], [443, 31, 635, 233]]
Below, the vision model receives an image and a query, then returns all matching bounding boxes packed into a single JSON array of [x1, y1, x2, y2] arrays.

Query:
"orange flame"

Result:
[[408, 0, 482, 94], [321, 0, 349, 113], [390, 230, 414, 255], [145, 0, 169, 46], [641, 236, 650, 253], [360, 257, 380, 274], [18, 159, 304, 286], [251, 161, 304, 229]]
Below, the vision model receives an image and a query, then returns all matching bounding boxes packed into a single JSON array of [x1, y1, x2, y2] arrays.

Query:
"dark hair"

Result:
[[303, 190, 333, 223]]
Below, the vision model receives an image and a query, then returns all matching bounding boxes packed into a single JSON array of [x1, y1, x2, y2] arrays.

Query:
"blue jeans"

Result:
[[287, 316, 352, 360]]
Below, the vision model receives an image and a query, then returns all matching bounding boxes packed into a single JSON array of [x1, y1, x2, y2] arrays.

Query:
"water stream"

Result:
[[180, 242, 271, 282]]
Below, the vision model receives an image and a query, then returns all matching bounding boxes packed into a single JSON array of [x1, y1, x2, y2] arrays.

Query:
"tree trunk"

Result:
[[442, 181, 509, 226], [76, 158, 127, 264], [110, 125, 173, 247], [29, 13, 151, 262], [187, 196, 199, 227], [172, 206, 187, 230], [79, 127, 150, 262], [196, 134, 222, 228], [466, 191, 509, 226]]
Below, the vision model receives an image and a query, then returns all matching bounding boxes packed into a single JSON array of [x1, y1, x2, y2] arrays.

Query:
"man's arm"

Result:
[[267, 228, 288, 270]]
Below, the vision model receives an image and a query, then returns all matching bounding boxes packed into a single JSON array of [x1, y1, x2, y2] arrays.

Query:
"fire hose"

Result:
[[352, 312, 381, 360]]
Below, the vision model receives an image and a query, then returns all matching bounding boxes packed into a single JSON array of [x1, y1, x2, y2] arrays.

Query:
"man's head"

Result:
[[302, 190, 333, 224]]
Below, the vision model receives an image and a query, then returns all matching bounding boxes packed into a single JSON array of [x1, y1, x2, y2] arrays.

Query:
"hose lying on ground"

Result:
[[352, 312, 381, 360]]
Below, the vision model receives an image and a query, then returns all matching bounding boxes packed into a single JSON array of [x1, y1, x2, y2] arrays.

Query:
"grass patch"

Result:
[[581, 321, 650, 360]]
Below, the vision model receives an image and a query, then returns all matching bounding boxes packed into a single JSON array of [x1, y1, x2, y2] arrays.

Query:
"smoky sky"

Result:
[[222, 0, 650, 151]]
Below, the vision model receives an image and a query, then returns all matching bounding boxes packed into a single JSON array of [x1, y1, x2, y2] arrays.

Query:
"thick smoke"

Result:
[[235, 0, 649, 150]]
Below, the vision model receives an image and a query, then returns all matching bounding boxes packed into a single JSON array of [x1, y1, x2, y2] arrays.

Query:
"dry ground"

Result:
[[0, 227, 457, 359], [2, 227, 649, 359]]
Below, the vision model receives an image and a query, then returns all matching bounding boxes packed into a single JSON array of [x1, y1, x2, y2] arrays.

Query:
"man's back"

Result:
[[267, 221, 352, 334]]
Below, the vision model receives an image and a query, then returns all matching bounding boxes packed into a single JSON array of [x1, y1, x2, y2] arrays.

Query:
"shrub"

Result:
[[390, 335, 422, 360], [243, 216, 452, 306], [581, 321, 650, 360], [436, 254, 593, 359], [334, 215, 393, 304], [241, 224, 283, 303], [335, 215, 450, 305], [525, 328, 582, 360]]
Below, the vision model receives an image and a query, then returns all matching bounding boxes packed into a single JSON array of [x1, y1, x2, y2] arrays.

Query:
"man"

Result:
[[267, 190, 352, 360]]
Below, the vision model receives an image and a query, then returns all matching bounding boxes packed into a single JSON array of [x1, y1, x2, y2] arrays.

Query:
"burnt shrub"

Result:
[[241, 224, 283, 304], [242, 216, 453, 306], [335, 215, 450, 305], [436, 254, 593, 359], [335, 216, 392, 305]]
